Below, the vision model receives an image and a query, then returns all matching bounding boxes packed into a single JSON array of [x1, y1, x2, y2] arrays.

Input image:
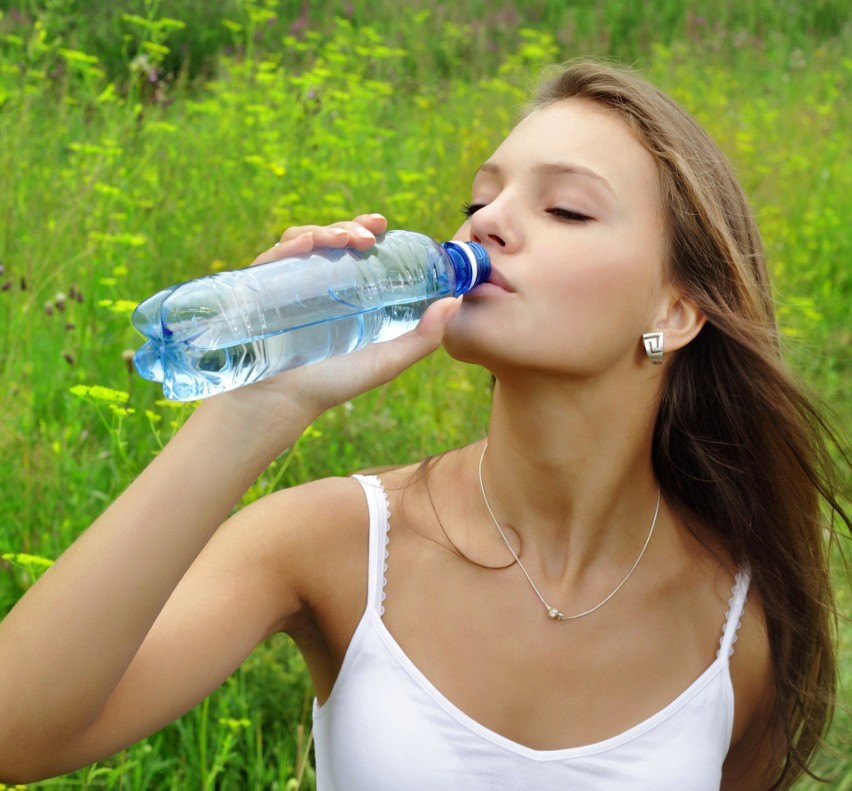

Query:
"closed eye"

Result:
[[462, 203, 591, 222], [548, 208, 592, 222]]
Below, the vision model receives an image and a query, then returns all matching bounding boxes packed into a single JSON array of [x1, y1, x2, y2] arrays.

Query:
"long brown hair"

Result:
[[529, 60, 848, 788]]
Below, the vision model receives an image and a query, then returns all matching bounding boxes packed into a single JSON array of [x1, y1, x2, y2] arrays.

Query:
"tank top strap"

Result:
[[716, 567, 751, 661], [351, 474, 391, 616]]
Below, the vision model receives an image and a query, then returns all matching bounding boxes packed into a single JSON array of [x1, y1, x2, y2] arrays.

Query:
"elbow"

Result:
[[0, 738, 75, 785], [0, 759, 69, 786], [0, 768, 42, 786], [0, 757, 54, 786]]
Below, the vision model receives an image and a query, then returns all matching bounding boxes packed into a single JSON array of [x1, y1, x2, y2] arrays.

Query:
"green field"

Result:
[[0, 1, 849, 788]]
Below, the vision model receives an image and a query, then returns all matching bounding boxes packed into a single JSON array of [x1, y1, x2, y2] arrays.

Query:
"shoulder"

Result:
[[249, 467, 427, 696], [219, 475, 373, 633], [241, 473, 373, 573], [229, 474, 370, 555]]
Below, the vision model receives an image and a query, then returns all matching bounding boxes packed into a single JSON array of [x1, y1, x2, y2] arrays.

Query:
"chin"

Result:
[[442, 331, 510, 374]]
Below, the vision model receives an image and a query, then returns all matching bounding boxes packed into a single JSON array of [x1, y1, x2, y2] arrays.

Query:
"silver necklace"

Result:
[[477, 443, 660, 621]]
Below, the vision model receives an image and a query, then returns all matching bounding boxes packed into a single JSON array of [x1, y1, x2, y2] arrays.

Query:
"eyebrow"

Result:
[[476, 160, 615, 197]]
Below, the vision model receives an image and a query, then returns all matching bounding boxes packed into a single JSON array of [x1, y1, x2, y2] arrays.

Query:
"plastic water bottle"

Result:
[[132, 230, 490, 401]]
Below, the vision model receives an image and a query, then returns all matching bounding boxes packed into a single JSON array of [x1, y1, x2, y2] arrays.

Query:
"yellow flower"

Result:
[[70, 385, 130, 404]]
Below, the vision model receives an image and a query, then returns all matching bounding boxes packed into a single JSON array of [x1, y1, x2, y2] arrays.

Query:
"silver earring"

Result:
[[642, 332, 664, 364]]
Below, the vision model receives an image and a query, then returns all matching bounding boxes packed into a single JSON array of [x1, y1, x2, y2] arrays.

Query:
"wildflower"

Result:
[[2, 552, 54, 575], [219, 716, 251, 730], [70, 384, 130, 404], [130, 53, 154, 77]]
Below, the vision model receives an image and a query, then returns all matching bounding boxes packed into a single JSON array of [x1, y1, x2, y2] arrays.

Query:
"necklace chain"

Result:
[[477, 443, 660, 621]]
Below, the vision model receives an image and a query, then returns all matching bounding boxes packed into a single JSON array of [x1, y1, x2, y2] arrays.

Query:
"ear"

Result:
[[649, 287, 706, 353]]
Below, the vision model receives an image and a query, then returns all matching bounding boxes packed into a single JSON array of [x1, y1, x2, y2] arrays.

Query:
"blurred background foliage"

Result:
[[0, 0, 849, 787]]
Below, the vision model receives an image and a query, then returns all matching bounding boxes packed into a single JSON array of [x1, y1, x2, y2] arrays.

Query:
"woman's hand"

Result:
[[0, 212, 459, 782], [254, 212, 391, 265], [203, 213, 461, 440]]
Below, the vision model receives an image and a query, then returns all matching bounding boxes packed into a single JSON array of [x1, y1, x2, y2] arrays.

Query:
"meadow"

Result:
[[0, 0, 849, 788]]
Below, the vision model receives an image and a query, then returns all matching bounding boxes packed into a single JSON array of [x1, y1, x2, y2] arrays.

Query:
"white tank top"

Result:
[[312, 475, 750, 790]]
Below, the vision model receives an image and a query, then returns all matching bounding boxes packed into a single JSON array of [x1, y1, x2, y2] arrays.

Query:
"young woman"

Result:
[[0, 61, 845, 790]]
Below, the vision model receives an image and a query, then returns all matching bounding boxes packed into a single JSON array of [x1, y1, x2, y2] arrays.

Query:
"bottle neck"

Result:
[[441, 240, 491, 295]]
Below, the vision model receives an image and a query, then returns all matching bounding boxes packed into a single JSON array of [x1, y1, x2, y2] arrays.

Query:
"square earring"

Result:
[[642, 332, 664, 364]]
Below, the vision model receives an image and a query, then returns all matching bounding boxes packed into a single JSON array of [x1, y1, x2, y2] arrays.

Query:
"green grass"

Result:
[[0, 0, 849, 788]]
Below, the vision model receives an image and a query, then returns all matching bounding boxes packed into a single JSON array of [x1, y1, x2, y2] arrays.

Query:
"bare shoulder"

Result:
[[231, 475, 373, 630], [238, 474, 390, 692], [27, 475, 375, 777], [722, 580, 779, 789]]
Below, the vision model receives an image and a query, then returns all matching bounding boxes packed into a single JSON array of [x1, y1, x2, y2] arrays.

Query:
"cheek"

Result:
[[544, 242, 660, 329]]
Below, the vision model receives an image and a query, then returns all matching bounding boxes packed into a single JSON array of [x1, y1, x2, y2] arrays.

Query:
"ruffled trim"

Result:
[[376, 477, 391, 617], [716, 569, 750, 660]]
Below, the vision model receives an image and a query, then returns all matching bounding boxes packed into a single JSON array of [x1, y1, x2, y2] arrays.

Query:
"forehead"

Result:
[[483, 99, 659, 200]]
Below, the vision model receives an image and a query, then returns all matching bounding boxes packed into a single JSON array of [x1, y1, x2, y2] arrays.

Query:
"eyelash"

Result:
[[461, 202, 591, 223], [548, 208, 592, 223]]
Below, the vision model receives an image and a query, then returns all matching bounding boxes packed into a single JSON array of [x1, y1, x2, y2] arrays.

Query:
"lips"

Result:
[[484, 266, 514, 292]]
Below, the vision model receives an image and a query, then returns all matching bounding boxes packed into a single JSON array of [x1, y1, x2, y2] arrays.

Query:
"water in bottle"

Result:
[[132, 230, 490, 401]]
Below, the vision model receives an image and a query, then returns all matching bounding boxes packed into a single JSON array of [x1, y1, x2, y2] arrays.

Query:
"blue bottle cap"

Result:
[[441, 240, 491, 295]]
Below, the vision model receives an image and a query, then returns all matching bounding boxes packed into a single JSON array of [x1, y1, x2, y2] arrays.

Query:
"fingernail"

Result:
[[355, 227, 373, 239], [329, 228, 347, 236], [298, 231, 314, 239]]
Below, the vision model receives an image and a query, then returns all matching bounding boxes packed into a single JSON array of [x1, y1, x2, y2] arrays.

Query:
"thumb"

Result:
[[357, 296, 462, 383], [412, 296, 463, 345]]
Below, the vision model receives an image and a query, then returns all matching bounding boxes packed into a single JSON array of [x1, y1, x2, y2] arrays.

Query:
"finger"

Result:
[[252, 214, 387, 267], [281, 215, 387, 250], [277, 223, 363, 249], [351, 213, 388, 236], [250, 231, 314, 267]]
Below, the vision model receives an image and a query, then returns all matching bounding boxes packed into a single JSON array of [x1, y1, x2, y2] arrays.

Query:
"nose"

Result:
[[468, 200, 520, 253]]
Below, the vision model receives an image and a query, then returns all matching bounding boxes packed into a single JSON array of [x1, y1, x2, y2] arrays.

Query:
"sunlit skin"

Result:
[[448, 99, 676, 382], [0, 101, 775, 788], [436, 100, 703, 574]]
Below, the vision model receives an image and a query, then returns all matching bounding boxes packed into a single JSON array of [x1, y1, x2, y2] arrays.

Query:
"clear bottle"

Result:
[[132, 230, 490, 401]]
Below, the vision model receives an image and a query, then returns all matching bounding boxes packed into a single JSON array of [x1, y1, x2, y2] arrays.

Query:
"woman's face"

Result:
[[446, 98, 670, 379]]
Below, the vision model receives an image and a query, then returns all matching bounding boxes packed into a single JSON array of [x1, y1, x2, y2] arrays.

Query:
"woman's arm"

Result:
[[0, 398, 300, 781], [0, 216, 459, 782]]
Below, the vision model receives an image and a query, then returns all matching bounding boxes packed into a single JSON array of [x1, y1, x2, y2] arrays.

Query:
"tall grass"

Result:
[[0, 1, 848, 788]]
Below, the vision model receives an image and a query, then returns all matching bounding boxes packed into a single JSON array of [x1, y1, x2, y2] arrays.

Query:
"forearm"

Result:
[[0, 394, 308, 757], [0, 219, 459, 774]]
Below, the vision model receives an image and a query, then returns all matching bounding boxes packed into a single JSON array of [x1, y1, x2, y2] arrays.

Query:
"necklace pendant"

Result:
[[478, 443, 660, 624]]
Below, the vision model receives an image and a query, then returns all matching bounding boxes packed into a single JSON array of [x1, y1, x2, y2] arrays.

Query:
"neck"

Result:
[[478, 370, 663, 576]]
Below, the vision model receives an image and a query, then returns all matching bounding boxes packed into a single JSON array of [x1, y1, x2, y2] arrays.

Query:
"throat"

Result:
[[477, 442, 661, 622]]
